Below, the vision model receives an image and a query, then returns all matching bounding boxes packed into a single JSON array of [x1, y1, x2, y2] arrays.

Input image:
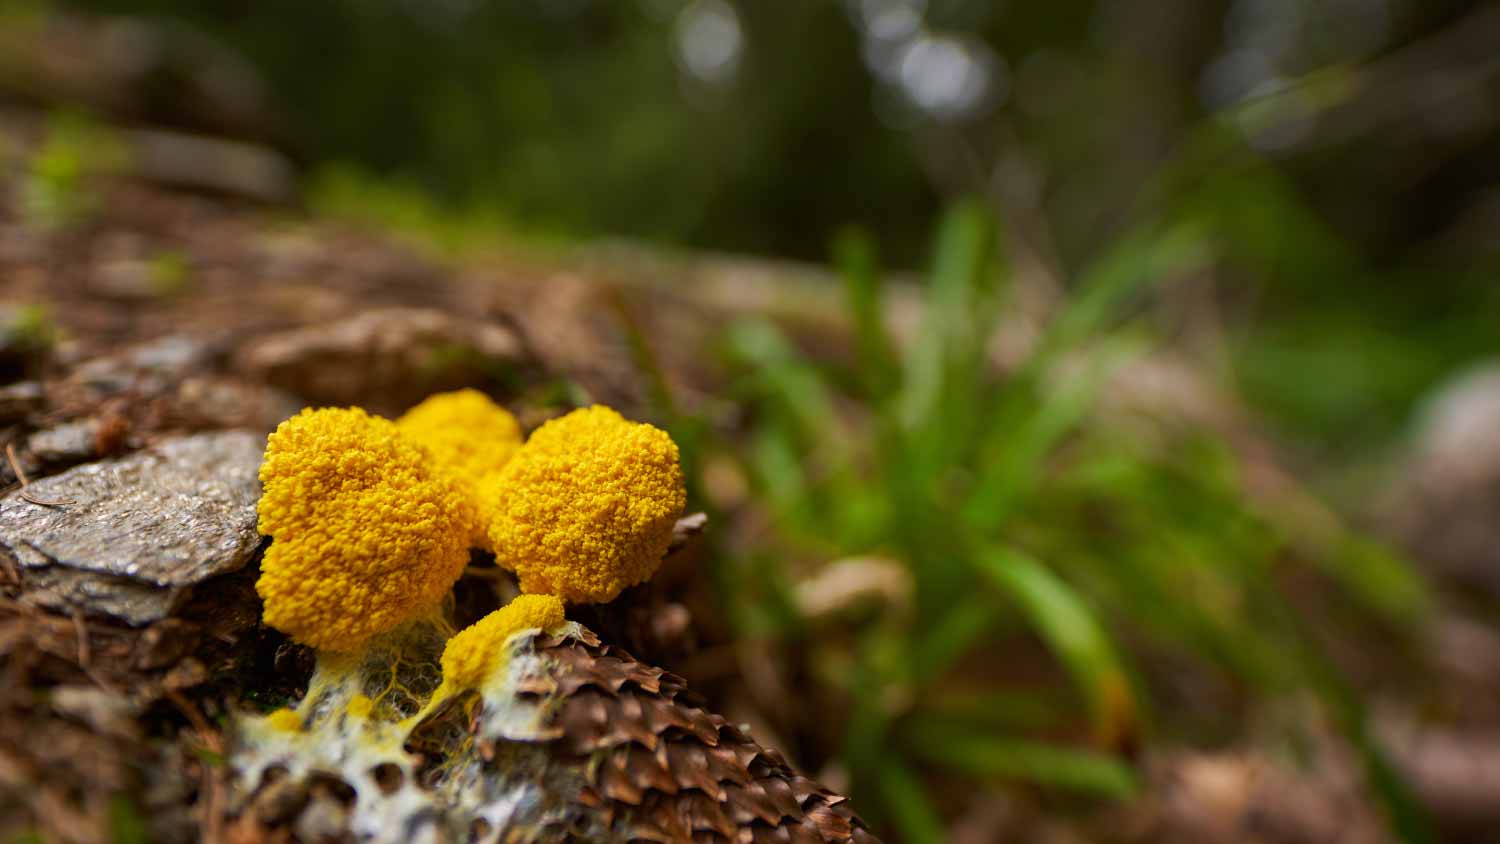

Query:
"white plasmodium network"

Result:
[[235, 618, 604, 842]]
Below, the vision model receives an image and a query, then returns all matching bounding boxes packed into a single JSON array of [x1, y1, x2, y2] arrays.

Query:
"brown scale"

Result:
[[534, 631, 881, 844]]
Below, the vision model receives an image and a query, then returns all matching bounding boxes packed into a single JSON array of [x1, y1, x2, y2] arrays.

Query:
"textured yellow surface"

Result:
[[440, 594, 565, 691], [396, 389, 522, 547], [487, 406, 685, 603], [256, 407, 476, 652]]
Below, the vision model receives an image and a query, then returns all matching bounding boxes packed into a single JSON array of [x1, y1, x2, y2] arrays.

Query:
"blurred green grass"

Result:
[[637, 201, 1435, 842]]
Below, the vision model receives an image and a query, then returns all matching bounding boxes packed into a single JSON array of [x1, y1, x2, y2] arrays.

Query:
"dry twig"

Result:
[[72, 610, 92, 668], [71, 610, 117, 693], [6, 443, 74, 507], [167, 688, 227, 844]]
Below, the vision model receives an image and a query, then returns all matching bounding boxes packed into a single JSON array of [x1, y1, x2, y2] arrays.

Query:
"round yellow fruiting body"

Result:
[[487, 405, 686, 603], [396, 389, 522, 547], [439, 594, 565, 691], [265, 708, 303, 732], [256, 407, 476, 652], [346, 694, 375, 719]]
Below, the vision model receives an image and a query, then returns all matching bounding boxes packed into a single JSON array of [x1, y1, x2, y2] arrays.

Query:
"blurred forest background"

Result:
[[20, 0, 1500, 455], [5, 1, 1500, 843]]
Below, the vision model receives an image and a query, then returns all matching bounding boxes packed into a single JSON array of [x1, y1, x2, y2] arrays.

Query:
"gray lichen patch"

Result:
[[0, 430, 264, 623]]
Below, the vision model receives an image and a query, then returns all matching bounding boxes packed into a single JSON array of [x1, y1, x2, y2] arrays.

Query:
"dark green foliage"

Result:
[[65, 0, 941, 262]]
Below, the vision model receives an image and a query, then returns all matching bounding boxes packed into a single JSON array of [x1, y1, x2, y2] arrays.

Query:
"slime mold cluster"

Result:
[[232, 391, 687, 842]]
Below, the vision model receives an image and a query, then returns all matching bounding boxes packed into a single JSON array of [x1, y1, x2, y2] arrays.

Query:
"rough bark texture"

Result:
[[0, 430, 263, 623]]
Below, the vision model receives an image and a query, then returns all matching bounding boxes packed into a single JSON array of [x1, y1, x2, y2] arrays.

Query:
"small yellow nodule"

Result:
[[346, 694, 376, 719], [438, 594, 565, 693], [265, 708, 303, 732], [487, 406, 686, 603]]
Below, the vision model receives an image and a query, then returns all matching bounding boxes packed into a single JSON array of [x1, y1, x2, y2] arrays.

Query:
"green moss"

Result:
[[305, 164, 572, 261], [20, 111, 125, 231], [148, 252, 192, 298]]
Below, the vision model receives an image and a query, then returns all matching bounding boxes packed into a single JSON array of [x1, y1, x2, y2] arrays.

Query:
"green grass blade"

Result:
[[965, 335, 1141, 532], [876, 758, 947, 844], [1288, 526, 1429, 626], [902, 718, 1137, 797], [1036, 222, 1209, 363], [725, 321, 837, 427], [1286, 603, 1434, 844], [608, 292, 679, 418], [914, 689, 1070, 733], [908, 594, 997, 685], [833, 225, 899, 399], [747, 427, 814, 531], [975, 546, 1136, 746], [898, 200, 996, 432]]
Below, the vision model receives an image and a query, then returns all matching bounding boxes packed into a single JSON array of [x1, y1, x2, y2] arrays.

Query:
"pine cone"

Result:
[[231, 625, 879, 844], [532, 629, 877, 844]]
